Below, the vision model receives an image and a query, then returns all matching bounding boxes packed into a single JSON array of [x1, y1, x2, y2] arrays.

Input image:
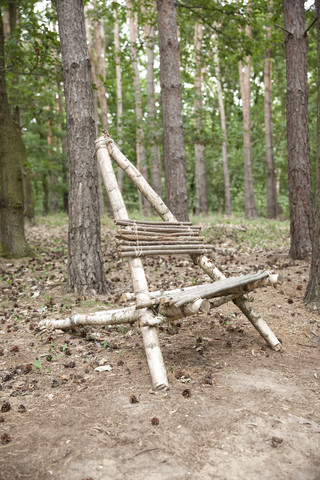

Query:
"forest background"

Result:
[[1, 0, 317, 216], [0, 0, 319, 296]]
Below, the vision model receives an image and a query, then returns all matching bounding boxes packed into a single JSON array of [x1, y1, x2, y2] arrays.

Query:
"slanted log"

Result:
[[123, 271, 281, 305], [196, 255, 282, 350], [101, 132, 176, 222]]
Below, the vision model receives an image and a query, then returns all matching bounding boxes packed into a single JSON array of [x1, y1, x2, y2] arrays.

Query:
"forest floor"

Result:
[[0, 214, 319, 480]]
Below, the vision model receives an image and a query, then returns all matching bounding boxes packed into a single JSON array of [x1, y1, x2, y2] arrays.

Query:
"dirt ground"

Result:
[[0, 219, 319, 480]]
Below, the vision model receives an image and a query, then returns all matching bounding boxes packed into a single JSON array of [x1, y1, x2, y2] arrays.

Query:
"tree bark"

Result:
[[194, 21, 208, 216], [238, 10, 257, 219], [283, 0, 313, 259], [113, 6, 124, 193], [56, 0, 107, 294], [156, 0, 189, 222], [0, 7, 32, 258], [126, 0, 152, 215], [304, 0, 320, 309], [142, 0, 163, 199], [213, 26, 231, 216], [264, 14, 277, 219]]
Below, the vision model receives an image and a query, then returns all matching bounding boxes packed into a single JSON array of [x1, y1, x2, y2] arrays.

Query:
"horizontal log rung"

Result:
[[120, 248, 213, 257], [115, 219, 198, 227], [117, 239, 206, 246], [119, 243, 214, 252]]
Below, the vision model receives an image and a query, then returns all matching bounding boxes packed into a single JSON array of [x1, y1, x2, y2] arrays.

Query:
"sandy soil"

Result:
[[0, 220, 319, 480]]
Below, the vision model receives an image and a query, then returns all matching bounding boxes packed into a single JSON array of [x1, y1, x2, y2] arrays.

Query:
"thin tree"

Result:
[[264, 5, 277, 219], [283, 0, 313, 259], [142, 0, 162, 199], [194, 21, 208, 216], [114, 5, 124, 192], [84, 6, 105, 213], [156, 0, 189, 221], [304, 4, 320, 309], [56, 0, 107, 294], [92, 0, 108, 131], [126, 0, 151, 215], [238, 6, 257, 218], [212, 24, 231, 216], [0, 7, 32, 257]]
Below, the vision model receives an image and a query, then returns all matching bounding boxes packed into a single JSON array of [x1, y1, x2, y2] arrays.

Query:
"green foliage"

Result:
[[2, 0, 317, 221]]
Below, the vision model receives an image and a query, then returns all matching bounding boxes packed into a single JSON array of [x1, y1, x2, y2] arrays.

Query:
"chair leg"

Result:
[[197, 255, 282, 350], [128, 258, 169, 390]]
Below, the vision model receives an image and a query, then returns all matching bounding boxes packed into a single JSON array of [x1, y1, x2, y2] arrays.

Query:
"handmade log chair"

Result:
[[40, 132, 282, 391]]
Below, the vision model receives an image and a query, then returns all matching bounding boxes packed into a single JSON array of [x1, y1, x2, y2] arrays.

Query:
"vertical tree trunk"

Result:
[[213, 26, 231, 216], [23, 172, 35, 226], [56, 0, 107, 294], [84, 7, 105, 214], [113, 6, 124, 192], [57, 81, 68, 212], [264, 13, 277, 219], [0, 7, 32, 257], [47, 118, 59, 211], [92, 0, 108, 131], [142, 0, 163, 199], [156, 0, 189, 222], [126, 0, 151, 215], [194, 21, 208, 216], [283, 0, 313, 259], [8, 0, 35, 223], [238, 12, 257, 219], [304, 0, 320, 309]]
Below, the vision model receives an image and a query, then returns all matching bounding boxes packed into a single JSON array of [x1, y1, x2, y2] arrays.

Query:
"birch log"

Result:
[[39, 295, 211, 330], [96, 138, 168, 390], [101, 133, 176, 222]]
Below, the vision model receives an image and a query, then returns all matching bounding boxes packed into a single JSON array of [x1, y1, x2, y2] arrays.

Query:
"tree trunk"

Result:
[[142, 0, 163, 199], [47, 118, 59, 211], [264, 12, 277, 219], [23, 170, 35, 226], [84, 7, 105, 214], [0, 7, 32, 257], [238, 11, 257, 219], [57, 81, 68, 212], [213, 26, 231, 216], [156, 0, 189, 222], [92, 0, 108, 131], [126, 0, 151, 215], [114, 6, 124, 193], [283, 0, 313, 259], [194, 21, 208, 216], [56, 0, 107, 294], [304, 0, 320, 309]]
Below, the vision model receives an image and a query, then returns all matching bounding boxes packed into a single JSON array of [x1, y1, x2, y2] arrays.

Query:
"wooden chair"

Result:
[[41, 133, 282, 391]]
